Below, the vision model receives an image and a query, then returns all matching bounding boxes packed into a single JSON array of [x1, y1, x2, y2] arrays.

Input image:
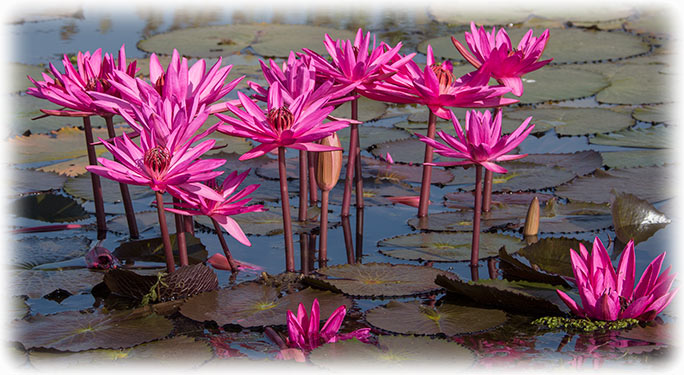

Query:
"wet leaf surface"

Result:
[[378, 232, 524, 262], [113, 233, 208, 265], [180, 283, 352, 327], [13, 310, 173, 351], [10, 236, 91, 269], [518, 237, 593, 277], [631, 104, 673, 125], [596, 64, 670, 105], [11, 168, 67, 195], [589, 126, 673, 149], [366, 300, 507, 335], [503, 107, 634, 136], [11, 269, 104, 298], [305, 262, 454, 297], [12, 193, 89, 223], [610, 191, 670, 244], [600, 150, 669, 169]]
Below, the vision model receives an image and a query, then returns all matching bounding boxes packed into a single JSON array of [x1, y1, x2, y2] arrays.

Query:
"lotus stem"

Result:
[[184, 216, 195, 235], [470, 264, 480, 282], [11, 224, 83, 234], [278, 147, 296, 272], [471, 165, 483, 269], [482, 169, 493, 213], [354, 127, 364, 210], [212, 217, 237, 272], [355, 205, 364, 262], [298, 150, 308, 222], [300, 233, 310, 275], [319, 189, 330, 268], [264, 327, 287, 350], [82, 116, 107, 240], [341, 96, 360, 217], [342, 215, 354, 264], [307, 151, 318, 205], [418, 110, 437, 217], [155, 191, 175, 273], [172, 197, 188, 267], [308, 234, 317, 271], [488, 258, 498, 279], [103, 115, 139, 239]]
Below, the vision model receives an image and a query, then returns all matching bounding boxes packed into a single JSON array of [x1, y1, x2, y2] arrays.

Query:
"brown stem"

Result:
[[482, 169, 493, 213], [212, 217, 237, 272], [155, 191, 175, 273], [307, 151, 318, 205], [342, 215, 354, 264], [278, 147, 296, 272], [341, 96, 360, 217], [300, 233, 310, 275], [184, 216, 195, 235], [470, 264, 480, 282], [264, 327, 287, 350], [471, 165, 483, 269], [308, 234, 317, 271], [173, 197, 188, 267], [83, 116, 107, 240], [418, 110, 437, 217], [319, 189, 330, 269], [103, 115, 139, 239], [355, 206, 364, 263], [298, 150, 308, 222], [488, 258, 498, 279]]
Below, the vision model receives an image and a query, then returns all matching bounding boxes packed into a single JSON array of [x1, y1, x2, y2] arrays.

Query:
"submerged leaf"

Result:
[[11, 269, 104, 298], [610, 191, 670, 244], [113, 234, 208, 266], [518, 237, 593, 278], [12, 193, 89, 223], [498, 247, 571, 288]]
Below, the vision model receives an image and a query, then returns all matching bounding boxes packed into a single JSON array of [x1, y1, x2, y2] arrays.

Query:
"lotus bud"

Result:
[[523, 196, 540, 236], [315, 133, 343, 192]]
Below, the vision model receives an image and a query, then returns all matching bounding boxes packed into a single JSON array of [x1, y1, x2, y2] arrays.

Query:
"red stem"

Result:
[[307, 151, 318, 205], [319, 189, 330, 269], [173, 197, 188, 267], [341, 96, 360, 217], [155, 191, 175, 273], [298, 150, 308, 222], [482, 169, 493, 213], [308, 234, 317, 271], [418, 110, 437, 217], [104, 115, 139, 239], [212, 217, 237, 272], [488, 258, 498, 279], [300, 233, 310, 275], [83, 116, 107, 240], [278, 147, 296, 272], [471, 165, 483, 269], [341, 215, 354, 264], [355, 205, 364, 262], [184, 216, 195, 235]]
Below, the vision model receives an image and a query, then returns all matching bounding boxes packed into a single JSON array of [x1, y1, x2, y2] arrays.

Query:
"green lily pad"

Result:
[[113, 233, 208, 266], [331, 97, 389, 123], [138, 24, 355, 58], [366, 300, 507, 336], [13, 310, 173, 351], [632, 104, 674, 125], [12, 193, 89, 223], [447, 161, 577, 193], [510, 66, 609, 104], [179, 283, 352, 327], [444, 192, 554, 209], [309, 335, 475, 370], [10, 126, 111, 165], [304, 262, 454, 298], [521, 151, 603, 176], [503, 107, 634, 136], [64, 172, 154, 203], [35, 153, 106, 177], [555, 166, 675, 204], [9, 63, 46, 94], [611, 191, 670, 244], [378, 232, 524, 262], [337, 125, 409, 151], [8, 95, 107, 136], [28, 335, 214, 370], [371, 137, 460, 165], [360, 156, 454, 185], [435, 276, 565, 316], [11, 168, 67, 195], [194, 206, 328, 236], [107, 210, 176, 236], [11, 269, 104, 298], [600, 150, 670, 169], [10, 236, 91, 269], [518, 237, 593, 278], [589, 126, 674, 149], [327, 177, 420, 207], [623, 9, 671, 37], [404, 107, 469, 124], [596, 64, 670, 105], [498, 247, 572, 288], [203, 132, 254, 156]]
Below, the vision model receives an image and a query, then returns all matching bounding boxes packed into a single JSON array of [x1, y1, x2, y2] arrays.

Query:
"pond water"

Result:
[[6, 3, 679, 371]]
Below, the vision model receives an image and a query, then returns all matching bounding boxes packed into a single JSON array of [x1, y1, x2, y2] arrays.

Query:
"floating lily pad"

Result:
[[139, 24, 355, 58], [632, 104, 674, 125], [520, 151, 603, 176], [35, 153, 105, 177], [378, 232, 524, 262], [337, 125, 409, 151], [623, 9, 671, 37], [9, 63, 46, 94], [596, 64, 670, 105], [113, 233, 208, 265], [13, 310, 173, 351], [11, 269, 104, 298], [511, 66, 609, 104], [555, 166, 675, 204], [611, 191, 670, 244], [444, 192, 554, 209], [589, 126, 673, 149], [64, 172, 154, 203], [11, 168, 67, 195], [203, 132, 254, 156], [305, 262, 454, 298], [435, 276, 565, 316], [11, 296, 29, 320], [12, 193, 89, 223], [366, 300, 507, 336], [447, 161, 576, 193], [360, 156, 453, 185], [371, 137, 461, 165], [498, 247, 571, 288], [107, 210, 176, 236], [331, 98, 389, 123], [10, 126, 111, 165], [503, 107, 634, 136], [309, 335, 475, 370], [328, 177, 420, 207], [518, 237, 593, 278], [600, 150, 670, 169], [9, 95, 85, 136], [28, 335, 214, 370], [195, 206, 327, 237], [404, 107, 470, 124], [180, 283, 351, 327], [10, 236, 91, 269]]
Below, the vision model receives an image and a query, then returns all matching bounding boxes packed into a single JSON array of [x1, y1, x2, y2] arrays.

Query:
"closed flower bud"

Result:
[[523, 196, 540, 236], [315, 133, 343, 192]]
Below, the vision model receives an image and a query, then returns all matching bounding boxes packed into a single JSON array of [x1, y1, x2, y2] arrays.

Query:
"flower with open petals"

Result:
[[216, 81, 351, 160], [166, 169, 265, 246], [416, 109, 534, 173], [287, 299, 371, 352], [556, 237, 678, 321], [451, 22, 552, 96]]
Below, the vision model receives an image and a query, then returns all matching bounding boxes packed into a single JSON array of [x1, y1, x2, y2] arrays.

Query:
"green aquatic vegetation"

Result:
[[532, 316, 639, 332]]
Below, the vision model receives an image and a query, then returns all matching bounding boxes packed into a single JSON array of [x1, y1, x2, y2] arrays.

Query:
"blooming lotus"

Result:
[[417, 109, 534, 173], [287, 299, 371, 352], [84, 245, 120, 269], [556, 237, 678, 321], [451, 22, 552, 96]]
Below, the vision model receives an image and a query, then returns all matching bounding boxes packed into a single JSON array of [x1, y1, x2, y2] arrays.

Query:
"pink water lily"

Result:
[[451, 22, 552, 96], [84, 245, 120, 269], [556, 237, 678, 321], [287, 299, 371, 352], [417, 109, 534, 173]]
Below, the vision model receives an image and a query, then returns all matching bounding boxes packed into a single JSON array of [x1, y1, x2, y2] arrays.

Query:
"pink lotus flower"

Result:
[[207, 253, 263, 272], [416, 109, 534, 173], [216, 81, 351, 160], [27, 45, 137, 116], [287, 299, 371, 352], [386, 195, 423, 208], [84, 245, 120, 269], [166, 169, 265, 246], [451, 22, 552, 96], [556, 237, 678, 321]]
